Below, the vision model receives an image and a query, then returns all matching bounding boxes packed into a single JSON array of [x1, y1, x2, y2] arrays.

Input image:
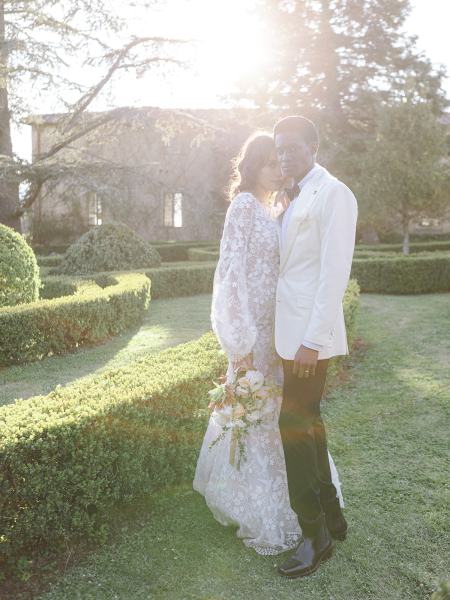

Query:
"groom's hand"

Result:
[[292, 345, 319, 378]]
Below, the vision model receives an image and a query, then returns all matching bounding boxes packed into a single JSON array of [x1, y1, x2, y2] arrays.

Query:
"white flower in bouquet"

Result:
[[235, 370, 264, 396], [246, 410, 262, 423], [245, 369, 265, 391], [211, 404, 233, 427], [207, 368, 280, 469]]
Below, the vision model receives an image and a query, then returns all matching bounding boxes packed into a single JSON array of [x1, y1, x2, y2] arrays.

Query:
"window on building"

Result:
[[164, 192, 183, 228], [87, 192, 102, 226]]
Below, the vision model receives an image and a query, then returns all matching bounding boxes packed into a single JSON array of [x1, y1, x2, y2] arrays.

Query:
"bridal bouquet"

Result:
[[207, 369, 280, 469]]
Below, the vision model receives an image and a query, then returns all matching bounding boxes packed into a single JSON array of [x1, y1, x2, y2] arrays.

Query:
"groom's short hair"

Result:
[[273, 116, 319, 147]]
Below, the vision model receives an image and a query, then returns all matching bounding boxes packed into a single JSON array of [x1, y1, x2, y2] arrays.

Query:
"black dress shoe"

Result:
[[278, 513, 333, 578], [323, 498, 348, 541]]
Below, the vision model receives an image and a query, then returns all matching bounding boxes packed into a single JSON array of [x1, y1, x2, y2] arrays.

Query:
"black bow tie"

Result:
[[285, 183, 300, 201]]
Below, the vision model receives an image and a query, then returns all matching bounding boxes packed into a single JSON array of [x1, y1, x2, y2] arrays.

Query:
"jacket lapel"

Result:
[[279, 166, 329, 273]]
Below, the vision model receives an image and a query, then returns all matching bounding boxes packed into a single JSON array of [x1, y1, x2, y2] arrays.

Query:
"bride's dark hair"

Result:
[[227, 132, 275, 202]]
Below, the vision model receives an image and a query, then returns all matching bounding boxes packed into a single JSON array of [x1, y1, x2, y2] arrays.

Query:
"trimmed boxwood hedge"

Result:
[[0, 224, 40, 307], [58, 223, 162, 274], [143, 263, 217, 298], [40, 276, 79, 299], [153, 241, 218, 262], [32, 244, 70, 256], [355, 240, 450, 253], [36, 254, 64, 268], [351, 254, 450, 294], [11, 264, 215, 366], [0, 333, 227, 577], [0, 283, 360, 578], [0, 273, 151, 366], [187, 247, 220, 262]]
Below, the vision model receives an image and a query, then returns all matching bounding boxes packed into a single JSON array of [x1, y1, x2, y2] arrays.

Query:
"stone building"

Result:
[[27, 107, 450, 246], [27, 107, 259, 245]]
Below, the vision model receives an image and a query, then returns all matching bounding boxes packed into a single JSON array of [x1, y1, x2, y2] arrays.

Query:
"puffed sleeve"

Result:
[[211, 193, 258, 362]]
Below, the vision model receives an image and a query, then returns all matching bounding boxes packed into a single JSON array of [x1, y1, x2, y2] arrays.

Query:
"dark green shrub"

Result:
[[59, 222, 161, 274], [0, 224, 40, 307], [40, 276, 79, 299], [353, 250, 399, 259], [154, 241, 218, 262], [379, 232, 450, 244], [0, 332, 227, 577], [153, 243, 189, 262], [351, 255, 450, 294], [144, 263, 216, 298], [187, 247, 220, 262], [32, 244, 70, 255], [36, 254, 63, 268], [0, 273, 151, 366], [342, 279, 360, 346], [327, 280, 360, 382], [355, 240, 450, 253]]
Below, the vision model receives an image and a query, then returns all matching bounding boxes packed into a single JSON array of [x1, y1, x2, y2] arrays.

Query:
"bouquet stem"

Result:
[[229, 430, 238, 467]]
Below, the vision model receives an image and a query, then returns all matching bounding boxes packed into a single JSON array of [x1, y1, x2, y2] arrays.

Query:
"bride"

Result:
[[193, 132, 343, 555]]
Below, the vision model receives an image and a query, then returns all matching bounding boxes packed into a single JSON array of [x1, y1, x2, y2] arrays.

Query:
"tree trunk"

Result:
[[320, 1, 345, 131], [0, 1, 20, 231], [402, 215, 410, 255]]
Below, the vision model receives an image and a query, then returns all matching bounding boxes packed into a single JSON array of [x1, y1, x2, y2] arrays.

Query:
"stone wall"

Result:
[[30, 107, 260, 244]]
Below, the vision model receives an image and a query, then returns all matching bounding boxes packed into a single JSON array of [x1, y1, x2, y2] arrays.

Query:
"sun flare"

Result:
[[191, 1, 269, 92]]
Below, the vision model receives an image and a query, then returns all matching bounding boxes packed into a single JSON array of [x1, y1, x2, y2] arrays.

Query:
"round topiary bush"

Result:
[[58, 222, 162, 275], [0, 223, 40, 307]]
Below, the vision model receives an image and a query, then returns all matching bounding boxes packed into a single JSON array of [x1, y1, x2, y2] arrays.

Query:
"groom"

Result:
[[274, 116, 358, 578]]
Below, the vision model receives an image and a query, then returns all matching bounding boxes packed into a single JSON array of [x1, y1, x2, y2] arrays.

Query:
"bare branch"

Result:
[[62, 37, 187, 133]]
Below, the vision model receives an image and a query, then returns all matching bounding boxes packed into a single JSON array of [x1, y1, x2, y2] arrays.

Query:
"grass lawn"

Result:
[[31, 293, 449, 600], [0, 294, 213, 407]]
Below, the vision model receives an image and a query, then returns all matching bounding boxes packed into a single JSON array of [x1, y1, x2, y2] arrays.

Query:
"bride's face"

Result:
[[257, 149, 283, 192]]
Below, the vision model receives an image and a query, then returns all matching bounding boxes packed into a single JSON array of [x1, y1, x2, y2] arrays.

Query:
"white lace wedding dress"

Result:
[[193, 192, 344, 555]]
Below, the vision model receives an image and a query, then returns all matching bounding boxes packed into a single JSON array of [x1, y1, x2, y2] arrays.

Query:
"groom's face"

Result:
[[275, 132, 317, 181]]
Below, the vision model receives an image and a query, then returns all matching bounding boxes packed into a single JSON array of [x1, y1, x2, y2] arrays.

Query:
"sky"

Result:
[[13, 0, 450, 159]]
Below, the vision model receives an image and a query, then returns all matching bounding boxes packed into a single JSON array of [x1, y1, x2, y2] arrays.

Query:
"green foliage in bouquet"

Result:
[[58, 222, 162, 275], [0, 224, 40, 307]]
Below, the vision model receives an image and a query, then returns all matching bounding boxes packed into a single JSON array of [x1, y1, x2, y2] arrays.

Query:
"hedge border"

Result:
[[0, 273, 151, 366], [152, 241, 218, 262], [187, 247, 220, 262], [355, 240, 450, 253], [351, 255, 450, 294]]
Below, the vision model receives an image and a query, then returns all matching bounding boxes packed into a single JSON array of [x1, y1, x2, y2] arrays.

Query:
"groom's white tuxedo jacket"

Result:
[[275, 164, 358, 360]]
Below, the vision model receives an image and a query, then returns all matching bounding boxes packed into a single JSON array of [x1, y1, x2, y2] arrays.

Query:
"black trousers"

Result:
[[279, 358, 338, 526]]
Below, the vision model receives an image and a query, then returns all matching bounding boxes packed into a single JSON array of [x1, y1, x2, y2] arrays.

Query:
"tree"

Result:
[[358, 101, 449, 254], [0, 0, 183, 231], [237, 0, 446, 132]]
